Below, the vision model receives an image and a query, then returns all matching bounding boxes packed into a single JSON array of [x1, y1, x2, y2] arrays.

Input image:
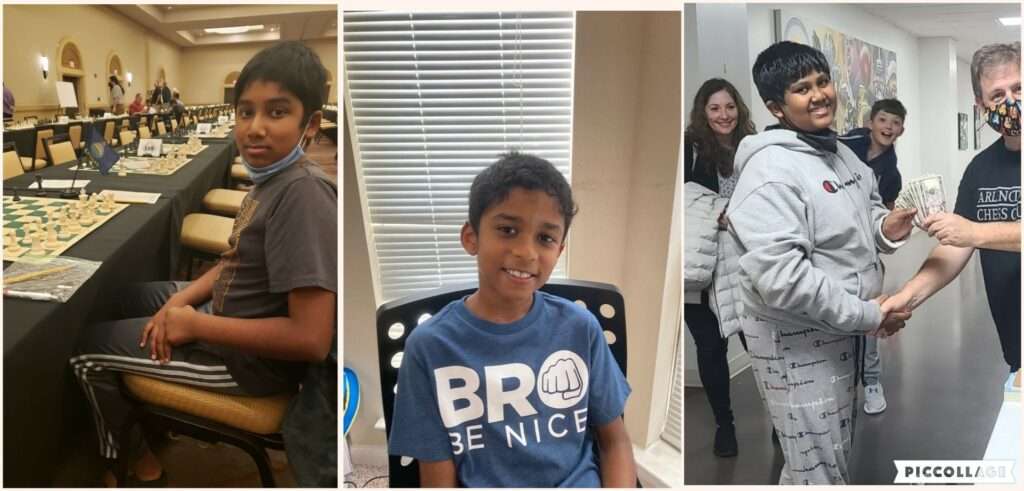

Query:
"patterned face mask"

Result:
[[985, 98, 1022, 137]]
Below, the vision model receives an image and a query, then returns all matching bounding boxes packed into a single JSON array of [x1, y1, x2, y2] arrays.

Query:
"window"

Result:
[[344, 11, 576, 302]]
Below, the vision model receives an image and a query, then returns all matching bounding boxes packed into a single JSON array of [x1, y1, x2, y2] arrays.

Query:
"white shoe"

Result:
[[863, 383, 887, 414]]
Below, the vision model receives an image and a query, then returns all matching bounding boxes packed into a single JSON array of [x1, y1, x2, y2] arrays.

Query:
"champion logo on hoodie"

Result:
[[822, 173, 863, 194]]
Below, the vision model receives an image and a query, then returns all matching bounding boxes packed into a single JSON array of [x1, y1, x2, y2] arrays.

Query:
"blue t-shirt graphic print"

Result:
[[388, 291, 631, 487]]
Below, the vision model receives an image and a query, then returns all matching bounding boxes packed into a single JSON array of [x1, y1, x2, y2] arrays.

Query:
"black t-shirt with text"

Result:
[[953, 137, 1021, 369]]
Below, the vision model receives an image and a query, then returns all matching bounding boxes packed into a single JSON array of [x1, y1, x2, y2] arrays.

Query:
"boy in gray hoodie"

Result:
[[726, 41, 916, 484]]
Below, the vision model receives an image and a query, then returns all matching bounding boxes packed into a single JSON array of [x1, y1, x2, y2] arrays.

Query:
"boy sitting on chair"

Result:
[[388, 153, 636, 487], [70, 41, 336, 487]]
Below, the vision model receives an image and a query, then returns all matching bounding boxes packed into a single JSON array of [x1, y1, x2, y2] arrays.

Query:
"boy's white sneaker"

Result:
[[863, 383, 887, 414]]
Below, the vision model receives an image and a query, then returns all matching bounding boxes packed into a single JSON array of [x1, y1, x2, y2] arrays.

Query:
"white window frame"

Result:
[[344, 11, 577, 305]]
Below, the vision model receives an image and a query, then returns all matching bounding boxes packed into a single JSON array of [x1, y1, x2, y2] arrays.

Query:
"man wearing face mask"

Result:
[[884, 42, 1021, 374]]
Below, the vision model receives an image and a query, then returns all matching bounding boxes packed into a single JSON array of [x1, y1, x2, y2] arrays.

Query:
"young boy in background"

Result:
[[726, 41, 915, 484], [841, 98, 908, 415], [387, 153, 636, 487], [70, 41, 337, 486]]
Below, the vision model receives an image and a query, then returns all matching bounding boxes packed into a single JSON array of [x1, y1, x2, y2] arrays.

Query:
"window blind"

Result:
[[344, 11, 575, 302], [662, 322, 682, 450]]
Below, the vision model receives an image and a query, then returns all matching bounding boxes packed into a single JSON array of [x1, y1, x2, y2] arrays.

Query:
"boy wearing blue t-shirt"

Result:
[[388, 153, 636, 487]]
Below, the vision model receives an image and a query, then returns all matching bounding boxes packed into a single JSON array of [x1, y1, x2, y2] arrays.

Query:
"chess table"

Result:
[[2, 141, 235, 485]]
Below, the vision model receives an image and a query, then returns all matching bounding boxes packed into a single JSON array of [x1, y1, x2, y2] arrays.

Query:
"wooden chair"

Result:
[[32, 128, 53, 169], [68, 123, 85, 153], [138, 126, 152, 139], [179, 213, 234, 279], [119, 130, 136, 148], [103, 120, 118, 146], [122, 375, 291, 487], [202, 189, 248, 217], [170, 118, 178, 134], [45, 139, 78, 166], [157, 120, 167, 136], [4, 150, 25, 179]]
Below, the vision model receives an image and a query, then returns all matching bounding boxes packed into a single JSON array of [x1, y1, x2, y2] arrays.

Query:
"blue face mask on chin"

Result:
[[242, 120, 311, 184]]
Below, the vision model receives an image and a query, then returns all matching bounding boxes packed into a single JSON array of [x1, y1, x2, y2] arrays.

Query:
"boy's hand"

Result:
[[882, 208, 917, 242], [164, 305, 198, 348], [140, 295, 187, 362], [871, 309, 911, 338]]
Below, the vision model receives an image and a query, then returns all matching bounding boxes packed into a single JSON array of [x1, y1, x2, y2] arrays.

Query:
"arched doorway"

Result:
[[107, 53, 123, 79], [57, 38, 86, 116], [223, 71, 240, 104]]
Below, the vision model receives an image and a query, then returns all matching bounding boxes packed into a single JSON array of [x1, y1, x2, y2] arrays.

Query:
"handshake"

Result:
[[869, 291, 914, 338]]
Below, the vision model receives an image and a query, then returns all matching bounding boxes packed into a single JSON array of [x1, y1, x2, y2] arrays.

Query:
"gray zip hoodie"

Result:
[[726, 129, 904, 336]]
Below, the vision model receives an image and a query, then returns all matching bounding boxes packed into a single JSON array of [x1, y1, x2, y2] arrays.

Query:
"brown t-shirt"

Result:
[[209, 157, 337, 393]]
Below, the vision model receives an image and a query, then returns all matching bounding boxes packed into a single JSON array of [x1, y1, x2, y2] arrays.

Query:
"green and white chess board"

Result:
[[3, 196, 128, 259]]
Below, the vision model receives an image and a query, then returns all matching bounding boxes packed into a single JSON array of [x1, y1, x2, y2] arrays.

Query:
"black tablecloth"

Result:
[[3, 199, 173, 486], [2, 140, 234, 485], [4, 141, 233, 276]]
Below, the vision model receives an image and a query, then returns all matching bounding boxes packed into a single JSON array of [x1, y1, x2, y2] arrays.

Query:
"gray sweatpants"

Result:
[[742, 315, 860, 485], [861, 334, 881, 386], [69, 282, 278, 464]]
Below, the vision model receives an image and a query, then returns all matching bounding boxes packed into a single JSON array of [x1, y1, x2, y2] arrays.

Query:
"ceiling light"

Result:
[[999, 17, 1021, 26], [204, 25, 264, 35]]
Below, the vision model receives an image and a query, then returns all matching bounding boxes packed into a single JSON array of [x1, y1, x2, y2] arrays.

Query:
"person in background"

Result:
[[683, 77, 756, 458], [883, 42, 1021, 375], [128, 93, 146, 115], [839, 98, 909, 415], [4, 83, 15, 121], [109, 76, 125, 115]]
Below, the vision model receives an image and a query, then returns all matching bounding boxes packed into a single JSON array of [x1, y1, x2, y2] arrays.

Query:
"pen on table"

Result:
[[3, 290, 59, 301], [4, 265, 75, 285]]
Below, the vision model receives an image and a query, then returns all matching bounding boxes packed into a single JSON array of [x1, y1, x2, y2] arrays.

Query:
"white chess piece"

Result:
[[29, 231, 44, 255], [45, 221, 59, 250]]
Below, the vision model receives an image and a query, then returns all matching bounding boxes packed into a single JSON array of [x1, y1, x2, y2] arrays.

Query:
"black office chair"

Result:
[[375, 278, 628, 487]]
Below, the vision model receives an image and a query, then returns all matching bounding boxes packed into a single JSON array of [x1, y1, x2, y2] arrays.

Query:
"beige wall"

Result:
[[2, 4, 180, 119], [180, 38, 338, 105], [570, 11, 681, 447], [2, 4, 337, 120], [343, 11, 682, 454]]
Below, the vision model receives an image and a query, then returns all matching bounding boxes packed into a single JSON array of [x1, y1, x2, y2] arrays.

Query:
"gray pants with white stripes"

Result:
[[742, 316, 860, 485], [69, 282, 271, 464]]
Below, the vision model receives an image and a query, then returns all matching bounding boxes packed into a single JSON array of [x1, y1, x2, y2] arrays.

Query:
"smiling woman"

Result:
[[682, 77, 757, 459]]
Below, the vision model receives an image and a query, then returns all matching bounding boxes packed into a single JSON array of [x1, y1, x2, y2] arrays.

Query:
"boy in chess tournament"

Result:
[[387, 153, 636, 487], [840, 98, 909, 415], [726, 41, 916, 484], [69, 41, 337, 486]]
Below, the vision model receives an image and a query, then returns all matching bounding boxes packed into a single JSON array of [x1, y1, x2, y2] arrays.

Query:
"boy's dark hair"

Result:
[[870, 98, 907, 120], [233, 41, 327, 126], [752, 41, 830, 104], [971, 42, 1020, 99], [468, 152, 578, 239]]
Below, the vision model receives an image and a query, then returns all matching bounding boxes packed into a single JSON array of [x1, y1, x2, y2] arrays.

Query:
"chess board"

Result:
[[162, 143, 209, 156], [3, 196, 129, 259], [72, 156, 192, 176]]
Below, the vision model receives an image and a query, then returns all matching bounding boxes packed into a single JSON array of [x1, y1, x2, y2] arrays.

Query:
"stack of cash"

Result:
[[895, 174, 947, 226]]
